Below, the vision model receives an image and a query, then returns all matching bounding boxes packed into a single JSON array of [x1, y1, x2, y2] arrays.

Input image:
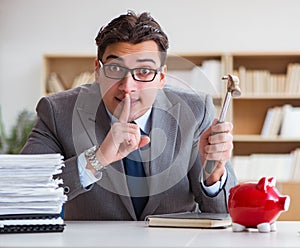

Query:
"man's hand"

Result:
[[198, 119, 233, 185], [94, 94, 150, 168]]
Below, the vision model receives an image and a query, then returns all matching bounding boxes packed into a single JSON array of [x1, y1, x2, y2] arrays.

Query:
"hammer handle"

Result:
[[204, 92, 232, 174]]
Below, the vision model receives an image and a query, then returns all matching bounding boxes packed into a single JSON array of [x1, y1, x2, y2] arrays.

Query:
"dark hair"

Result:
[[95, 11, 169, 65]]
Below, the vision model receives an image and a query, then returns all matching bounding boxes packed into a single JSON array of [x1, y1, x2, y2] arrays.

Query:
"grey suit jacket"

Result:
[[21, 82, 237, 220]]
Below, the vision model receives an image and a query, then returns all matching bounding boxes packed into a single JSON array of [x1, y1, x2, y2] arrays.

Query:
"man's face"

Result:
[[96, 40, 166, 121]]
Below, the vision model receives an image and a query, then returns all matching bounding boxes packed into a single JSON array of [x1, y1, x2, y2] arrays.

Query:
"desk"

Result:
[[0, 221, 299, 247]]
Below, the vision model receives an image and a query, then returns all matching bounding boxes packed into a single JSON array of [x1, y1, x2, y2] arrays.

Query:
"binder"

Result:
[[0, 214, 65, 233]]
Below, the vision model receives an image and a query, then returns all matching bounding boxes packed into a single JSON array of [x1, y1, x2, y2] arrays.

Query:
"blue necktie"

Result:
[[123, 145, 149, 219]]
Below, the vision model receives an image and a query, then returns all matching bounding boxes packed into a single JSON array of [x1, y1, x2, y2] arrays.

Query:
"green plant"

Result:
[[0, 108, 36, 154], [0, 108, 8, 153]]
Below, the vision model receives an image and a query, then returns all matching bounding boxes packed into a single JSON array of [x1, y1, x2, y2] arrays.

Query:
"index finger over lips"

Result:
[[118, 93, 130, 123]]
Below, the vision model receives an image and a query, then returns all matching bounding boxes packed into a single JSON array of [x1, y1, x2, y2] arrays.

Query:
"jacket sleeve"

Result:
[[21, 97, 65, 154], [21, 96, 91, 201], [188, 93, 238, 213]]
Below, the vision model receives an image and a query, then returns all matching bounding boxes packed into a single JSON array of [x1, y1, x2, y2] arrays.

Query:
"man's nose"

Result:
[[118, 73, 137, 93]]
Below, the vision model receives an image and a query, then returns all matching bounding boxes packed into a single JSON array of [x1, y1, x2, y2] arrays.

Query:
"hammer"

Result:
[[204, 74, 241, 174]]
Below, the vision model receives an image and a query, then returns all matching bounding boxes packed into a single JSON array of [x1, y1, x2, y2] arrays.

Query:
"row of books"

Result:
[[0, 154, 67, 233], [232, 148, 300, 182], [166, 59, 222, 97], [47, 71, 94, 94], [233, 63, 300, 95], [261, 104, 300, 138]]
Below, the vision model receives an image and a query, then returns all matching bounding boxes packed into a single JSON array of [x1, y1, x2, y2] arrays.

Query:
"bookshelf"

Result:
[[43, 54, 95, 95], [230, 54, 300, 155], [229, 53, 300, 221], [232, 97, 300, 154], [165, 53, 226, 110], [42, 52, 300, 220]]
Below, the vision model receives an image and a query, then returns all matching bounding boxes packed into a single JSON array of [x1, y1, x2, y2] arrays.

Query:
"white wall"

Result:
[[1, 0, 300, 132]]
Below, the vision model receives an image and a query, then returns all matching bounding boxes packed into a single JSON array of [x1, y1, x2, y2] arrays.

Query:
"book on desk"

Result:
[[145, 212, 232, 228]]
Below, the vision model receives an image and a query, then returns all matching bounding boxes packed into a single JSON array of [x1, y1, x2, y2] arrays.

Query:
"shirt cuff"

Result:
[[201, 169, 227, 196], [78, 152, 101, 188]]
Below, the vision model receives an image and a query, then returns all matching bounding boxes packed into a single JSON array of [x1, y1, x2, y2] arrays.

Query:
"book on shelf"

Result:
[[232, 153, 293, 182], [166, 70, 194, 90], [291, 149, 300, 181], [261, 106, 283, 137], [285, 63, 300, 94], [47, 71, 94, 94], [199, 59, 222, 96], [72, 71, 94, 88], [166, 59, 222, 97], [47, 72, 66, 93], [0, 154, 67, 233], [145, 212, 231, 229], [232, 149, 300, 183], [234, 62, 300, 96], [260, 104, 300, 138], [280, 105, 300, 138]]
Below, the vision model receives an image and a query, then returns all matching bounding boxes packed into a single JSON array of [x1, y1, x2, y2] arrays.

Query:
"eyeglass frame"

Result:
[[98, 60, 163, 83]]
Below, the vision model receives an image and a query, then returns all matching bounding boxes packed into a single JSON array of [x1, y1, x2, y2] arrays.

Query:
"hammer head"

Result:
[[222, 74, 241, 97]]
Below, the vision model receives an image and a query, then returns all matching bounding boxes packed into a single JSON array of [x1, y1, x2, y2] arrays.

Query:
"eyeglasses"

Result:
[[99, 60, 162, 82]]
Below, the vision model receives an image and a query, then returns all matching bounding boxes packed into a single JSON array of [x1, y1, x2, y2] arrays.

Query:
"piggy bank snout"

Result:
[[279, 195, 290, 212]]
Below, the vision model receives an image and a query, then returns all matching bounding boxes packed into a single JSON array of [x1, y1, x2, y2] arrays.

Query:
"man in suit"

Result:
[[21, 11, 237, 220]]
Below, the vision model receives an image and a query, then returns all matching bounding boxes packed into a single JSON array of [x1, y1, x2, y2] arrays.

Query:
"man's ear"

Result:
[[94, 59, 101, 82], [94, 59, 100, 70], [158, 65, 167, 89]]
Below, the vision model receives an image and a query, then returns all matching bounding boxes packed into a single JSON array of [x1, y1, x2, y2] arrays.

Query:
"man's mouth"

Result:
[[116, 96, 139, 106]]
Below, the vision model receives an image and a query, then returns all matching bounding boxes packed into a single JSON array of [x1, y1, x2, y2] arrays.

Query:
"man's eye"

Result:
[[108, 65, 121, 72], [137, 68, 152, 75]]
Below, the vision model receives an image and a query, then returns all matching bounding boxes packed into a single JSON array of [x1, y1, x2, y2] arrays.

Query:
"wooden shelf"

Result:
[[166, 53, 224, 69], [43, 54, 95, 95], [233, 140, 300, 156], [234, 134, 300, 142], [237, 94, 300, 99], [232, 94, 300, 135], [231, 53, 300, 73]]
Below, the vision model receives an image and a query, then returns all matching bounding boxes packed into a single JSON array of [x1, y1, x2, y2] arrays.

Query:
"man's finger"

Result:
[[138, 136, 150, 149], [119, 94, 130, 123]]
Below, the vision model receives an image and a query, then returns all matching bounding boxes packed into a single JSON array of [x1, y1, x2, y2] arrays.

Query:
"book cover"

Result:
[[145, 212, 231, 228], [280, 105, 300, 138]]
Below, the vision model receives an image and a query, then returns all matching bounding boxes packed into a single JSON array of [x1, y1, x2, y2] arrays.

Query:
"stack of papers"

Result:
[[0, 154, 67, 233]]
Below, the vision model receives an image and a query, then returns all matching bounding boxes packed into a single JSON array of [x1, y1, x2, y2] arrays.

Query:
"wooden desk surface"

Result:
[[0, 221, 299, 247]]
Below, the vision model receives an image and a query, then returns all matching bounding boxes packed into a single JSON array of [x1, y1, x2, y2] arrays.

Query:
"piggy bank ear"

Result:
[[268, 177, 276, 187], [257, 177, 276, 192]]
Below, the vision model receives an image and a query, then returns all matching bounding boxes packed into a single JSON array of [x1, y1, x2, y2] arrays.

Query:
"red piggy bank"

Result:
[[228, 177, 290, 232]]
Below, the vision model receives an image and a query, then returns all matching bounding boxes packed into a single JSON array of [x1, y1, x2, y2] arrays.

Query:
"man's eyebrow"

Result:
[[104, 55, 157, 65], [104, 55, 123, 62], [136, 58, 156, 65]]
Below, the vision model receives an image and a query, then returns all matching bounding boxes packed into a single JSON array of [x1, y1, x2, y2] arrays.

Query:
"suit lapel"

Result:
[[140, 90, 181, 218], [150, 101, 180, 176], [73, 83, 102, 153], [75, 83, 136, 219]]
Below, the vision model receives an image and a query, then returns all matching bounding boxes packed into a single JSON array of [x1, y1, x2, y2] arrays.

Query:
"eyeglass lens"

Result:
[[103, 64, 158, 82]]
